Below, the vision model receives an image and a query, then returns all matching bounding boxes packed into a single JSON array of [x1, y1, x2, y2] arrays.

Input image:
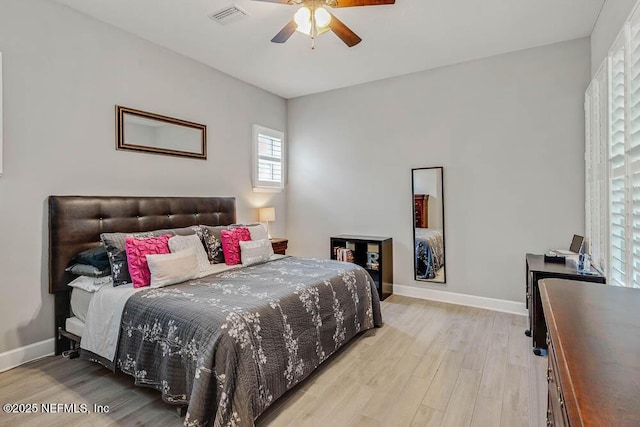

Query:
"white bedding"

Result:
[[80, 283, 141, 362], [78, 259, 286, 362], [70, 287, 93, 323], [65, 316, 85, 337]]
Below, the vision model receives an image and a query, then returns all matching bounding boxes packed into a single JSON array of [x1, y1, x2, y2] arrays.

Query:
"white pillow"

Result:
[[247, 224, 269, 241], [67, 275, 113, 292], [146, 247, 199, 288], [240, 239, 274, 267], [168, 234, 210, 273]]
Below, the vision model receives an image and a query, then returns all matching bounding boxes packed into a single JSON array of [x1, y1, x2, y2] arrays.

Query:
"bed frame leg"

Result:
[[62, 349, 79, 359], [176, 405, 187, 417]]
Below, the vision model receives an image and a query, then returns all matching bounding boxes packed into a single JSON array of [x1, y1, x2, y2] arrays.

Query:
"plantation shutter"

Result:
[[628, 9, 640, 287], [585, 85, 594, 262], [258, 134, 283, 183], [609, 35, 627, 286], [597, 67, 609, 273], [585, 2, 640, 288], [253, 125, 285, 190], [585, 63, 608, 274]]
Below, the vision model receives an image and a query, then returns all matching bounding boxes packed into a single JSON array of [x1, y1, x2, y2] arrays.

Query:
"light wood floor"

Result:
[[0, 295, 547, 427]]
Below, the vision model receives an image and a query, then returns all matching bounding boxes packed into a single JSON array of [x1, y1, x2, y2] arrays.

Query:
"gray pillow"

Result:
[[70, 245, 110, 270], [240, 239, 274, 266], [65, 263, 111, 278], [168, 234, 210, 273], [101, 226, 199, 286], [247, 224, 268, 241]]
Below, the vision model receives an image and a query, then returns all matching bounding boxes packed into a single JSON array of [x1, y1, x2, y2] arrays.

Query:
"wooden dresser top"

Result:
[[540, 279, 640, 426]]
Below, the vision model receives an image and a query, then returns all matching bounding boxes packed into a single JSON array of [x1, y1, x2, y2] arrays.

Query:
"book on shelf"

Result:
[[333, 247, 354, 263]]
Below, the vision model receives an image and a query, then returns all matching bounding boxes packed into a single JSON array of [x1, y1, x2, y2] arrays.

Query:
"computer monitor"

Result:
[[569, 234, 584, 253]]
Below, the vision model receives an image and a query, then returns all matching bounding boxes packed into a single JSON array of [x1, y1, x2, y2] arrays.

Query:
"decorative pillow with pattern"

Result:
[[220, 227, 251, 266], [125, 234, 172, 288], [200, 225, 228, 264], [239, 238, 274, 266], [101, 227, 197, 286]]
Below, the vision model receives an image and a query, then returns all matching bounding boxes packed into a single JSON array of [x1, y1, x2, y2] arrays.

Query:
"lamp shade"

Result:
[[259, 207, 276, 222]]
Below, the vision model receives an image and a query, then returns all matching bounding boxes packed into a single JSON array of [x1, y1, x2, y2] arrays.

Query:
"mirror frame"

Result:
[[116, 105, 207, 160], [412, 166, 447, 284]]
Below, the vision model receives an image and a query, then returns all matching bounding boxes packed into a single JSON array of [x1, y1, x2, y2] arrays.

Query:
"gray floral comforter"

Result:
[[115, 257, 382, 426]]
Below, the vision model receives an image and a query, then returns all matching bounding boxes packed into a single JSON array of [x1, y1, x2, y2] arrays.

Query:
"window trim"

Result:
[[252, 124, 285, 192]]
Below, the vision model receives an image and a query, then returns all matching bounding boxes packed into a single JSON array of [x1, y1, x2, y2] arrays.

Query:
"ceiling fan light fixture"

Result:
[[261, 0, 391, 48], [296, 21, 312, 35], [315, 7, 331, 28], [294, 6, 311, 27]]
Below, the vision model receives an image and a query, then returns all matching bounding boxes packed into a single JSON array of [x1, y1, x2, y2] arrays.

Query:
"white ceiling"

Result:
[[55, 0, 605, 98]]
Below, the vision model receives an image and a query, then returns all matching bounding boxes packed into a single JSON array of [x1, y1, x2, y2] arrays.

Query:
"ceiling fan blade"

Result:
[[252, 0, 293, 4], [330, 0, 395, 8], [328, 13, 362, 47], [271, 20, 298, 43]]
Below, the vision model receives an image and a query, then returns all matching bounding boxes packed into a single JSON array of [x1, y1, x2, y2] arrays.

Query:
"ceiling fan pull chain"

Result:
[[311, 1, 317, 49]]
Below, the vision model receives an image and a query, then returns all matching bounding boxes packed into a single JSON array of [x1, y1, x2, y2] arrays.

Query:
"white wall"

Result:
[[287, 38, 590, 303], [591, 0, 637, 75], [0, 0, 286, 354]]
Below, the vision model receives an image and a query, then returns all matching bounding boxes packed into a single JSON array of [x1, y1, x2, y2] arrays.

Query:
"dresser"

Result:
[[525, 254, 605, 355], [540, 279, 640, 426], [414, 194, 429, 228]]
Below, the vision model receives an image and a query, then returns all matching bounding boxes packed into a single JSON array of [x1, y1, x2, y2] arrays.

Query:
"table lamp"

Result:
[[259, 207, 276, 239]]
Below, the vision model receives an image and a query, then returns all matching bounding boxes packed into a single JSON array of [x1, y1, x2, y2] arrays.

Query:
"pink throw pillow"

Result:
[[125, 234, 172, 288], [221, 227, 251, 265]]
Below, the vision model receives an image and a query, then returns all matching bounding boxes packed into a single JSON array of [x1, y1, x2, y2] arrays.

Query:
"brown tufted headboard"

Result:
[[48, 196, 236, 294]]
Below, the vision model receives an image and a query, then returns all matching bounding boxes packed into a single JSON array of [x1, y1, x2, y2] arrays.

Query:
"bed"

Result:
[[415, 228, 444, 280], [48, 196, 382, 427]]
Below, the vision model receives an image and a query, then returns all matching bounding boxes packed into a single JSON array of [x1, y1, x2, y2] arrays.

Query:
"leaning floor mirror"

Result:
[[412, 167, 446, 283]]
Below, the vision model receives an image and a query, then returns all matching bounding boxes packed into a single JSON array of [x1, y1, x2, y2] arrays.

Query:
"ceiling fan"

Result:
[[253, 0, 395, 48]]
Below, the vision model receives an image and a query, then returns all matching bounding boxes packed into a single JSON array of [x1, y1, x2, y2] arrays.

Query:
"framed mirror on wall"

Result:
[[412, 167, 446, 283], [116, 105, 207, 160]]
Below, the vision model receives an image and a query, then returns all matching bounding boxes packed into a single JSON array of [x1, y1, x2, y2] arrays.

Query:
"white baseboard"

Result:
[[0, 338, 55, 373], [393, 284, 527, 316]]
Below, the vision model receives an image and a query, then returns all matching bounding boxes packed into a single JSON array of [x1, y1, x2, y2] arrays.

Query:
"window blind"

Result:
[[609, 37, 626, 286], [628, 10, 640, 287], [585, 65, 608, 273], [585, 1, 640, 288], [257, 134, 283, 183], [252, 124, 285, 191], [585, 87, 594, 262], [597, 71, 609, 273]]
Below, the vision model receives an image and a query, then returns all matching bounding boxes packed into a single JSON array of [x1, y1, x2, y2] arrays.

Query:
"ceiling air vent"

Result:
[[209, 5, 249, 25]]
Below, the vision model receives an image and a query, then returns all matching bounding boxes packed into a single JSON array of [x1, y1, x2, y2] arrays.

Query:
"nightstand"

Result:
[[271, 238, 288, 255]]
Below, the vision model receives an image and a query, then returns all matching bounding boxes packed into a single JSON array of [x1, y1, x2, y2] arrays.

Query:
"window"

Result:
[[609, 35, 626, 286], [628, 11, 640, 287], [585, 63, 608, 274], [253, 125, 285, 191], [585, 3, 640, 288]]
